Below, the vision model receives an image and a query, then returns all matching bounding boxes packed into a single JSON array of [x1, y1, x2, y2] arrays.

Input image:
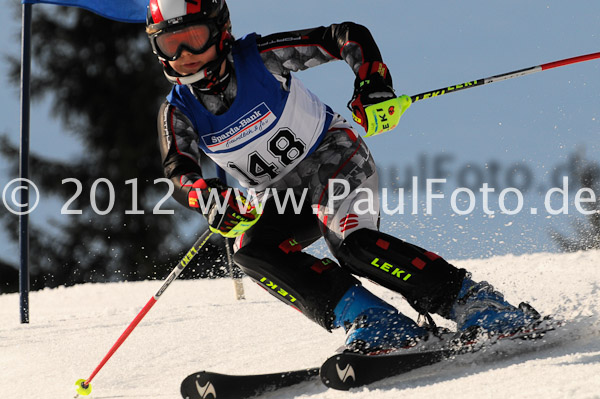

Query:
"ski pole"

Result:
[[410, 51, 600, 103], [216, 165, 246, 300], [360, 51, 600, 136], [74, 229, 214, 397]]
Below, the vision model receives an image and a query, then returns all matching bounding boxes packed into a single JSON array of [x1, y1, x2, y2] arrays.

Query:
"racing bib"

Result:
[[168, 33, 333, 190]]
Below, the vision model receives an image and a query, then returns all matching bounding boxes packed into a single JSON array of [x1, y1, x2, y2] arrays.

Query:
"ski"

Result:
[[180, 367, 320, 399], [320, 347, 453, 390], [181, 319, 562, 397], [320, 318, 561, 390]]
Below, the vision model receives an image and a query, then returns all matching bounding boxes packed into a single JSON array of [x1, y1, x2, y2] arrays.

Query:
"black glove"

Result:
[[348, 61, 396, 132], [188, 178, 258, 237]]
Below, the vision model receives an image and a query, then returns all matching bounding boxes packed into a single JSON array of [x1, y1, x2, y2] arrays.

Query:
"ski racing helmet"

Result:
[[146, 0, 233, 89]]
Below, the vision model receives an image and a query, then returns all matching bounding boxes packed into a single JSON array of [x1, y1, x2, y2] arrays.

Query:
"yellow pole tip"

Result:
[[75, 379, 92, 396]]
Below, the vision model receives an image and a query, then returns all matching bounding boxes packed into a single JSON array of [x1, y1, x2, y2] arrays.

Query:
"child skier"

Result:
[[147, 0, 539, 353]]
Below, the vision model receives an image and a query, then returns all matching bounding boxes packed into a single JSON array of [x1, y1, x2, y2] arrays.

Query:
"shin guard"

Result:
[[336, 229, 466, 316], [234, 239, 359, 330]]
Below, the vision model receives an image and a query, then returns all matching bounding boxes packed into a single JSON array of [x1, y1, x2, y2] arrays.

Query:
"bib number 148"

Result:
[[228, 128, 305, 185]]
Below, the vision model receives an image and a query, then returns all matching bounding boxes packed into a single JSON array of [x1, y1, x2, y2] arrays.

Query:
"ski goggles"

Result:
[[150, 23, 218, 61]]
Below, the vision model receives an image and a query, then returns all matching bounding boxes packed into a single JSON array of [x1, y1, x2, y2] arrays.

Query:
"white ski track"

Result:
[[1, 250, 599, 399]]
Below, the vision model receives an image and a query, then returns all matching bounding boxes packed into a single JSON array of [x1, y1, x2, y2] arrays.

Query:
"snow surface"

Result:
[[1, 250, 599, 399]]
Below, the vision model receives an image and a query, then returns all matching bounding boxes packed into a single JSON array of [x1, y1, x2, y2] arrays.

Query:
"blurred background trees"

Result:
[[551, 157, 600, 251], [0, 5, 228, 293]]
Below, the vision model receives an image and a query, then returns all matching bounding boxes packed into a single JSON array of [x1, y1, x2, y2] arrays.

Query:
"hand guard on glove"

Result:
[[188, 178, 259, 238], [349, 61, 411, 137]]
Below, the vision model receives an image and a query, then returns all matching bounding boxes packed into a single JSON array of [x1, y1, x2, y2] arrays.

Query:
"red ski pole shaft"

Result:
[[82, 230, 214, 387], [410, 51, 600, 103]]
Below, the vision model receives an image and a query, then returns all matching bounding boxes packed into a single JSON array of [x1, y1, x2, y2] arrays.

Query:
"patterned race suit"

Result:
[[157, 23, 466, 330]]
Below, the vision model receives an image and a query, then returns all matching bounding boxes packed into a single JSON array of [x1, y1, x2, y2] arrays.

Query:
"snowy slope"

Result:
[[1, 250, 599, 399]]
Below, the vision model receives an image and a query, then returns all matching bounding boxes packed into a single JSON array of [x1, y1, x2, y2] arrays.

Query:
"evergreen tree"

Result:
[[1, 6, 227, 290]]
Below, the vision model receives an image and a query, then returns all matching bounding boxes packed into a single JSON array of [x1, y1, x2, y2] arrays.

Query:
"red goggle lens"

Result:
[[155, 24, 213, 59]]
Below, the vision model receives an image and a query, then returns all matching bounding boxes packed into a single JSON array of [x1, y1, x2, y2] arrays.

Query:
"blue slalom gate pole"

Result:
[[19, 3, 33, 324]]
